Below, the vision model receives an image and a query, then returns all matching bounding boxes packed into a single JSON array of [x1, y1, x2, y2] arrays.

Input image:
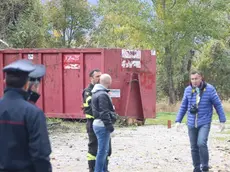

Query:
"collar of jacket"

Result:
[[89, 83, 94, 90], [4, 87, 29, 100], [191, 81, 207, 93]]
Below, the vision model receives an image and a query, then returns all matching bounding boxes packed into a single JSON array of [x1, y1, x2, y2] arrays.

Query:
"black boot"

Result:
[[193, 167, 202, 172], [88, 160, 95, 172], [201, 166, 209, 172], [104, 159, 109, 172]]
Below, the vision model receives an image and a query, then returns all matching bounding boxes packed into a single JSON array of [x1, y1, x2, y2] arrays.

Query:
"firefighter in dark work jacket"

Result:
[[83, 70, 112, 172], [0, 59, 52, 172], [83, 69, 102, 172]]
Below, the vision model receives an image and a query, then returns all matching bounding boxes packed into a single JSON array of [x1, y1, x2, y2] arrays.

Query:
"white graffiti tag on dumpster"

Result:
[[121, 49, 141, 68], [121, 59, 141, 68], [63, 54, 80, 70]]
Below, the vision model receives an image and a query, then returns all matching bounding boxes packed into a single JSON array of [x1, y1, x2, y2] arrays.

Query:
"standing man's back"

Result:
[[91, 74, 116, 172], [0, 59, 52, 172]]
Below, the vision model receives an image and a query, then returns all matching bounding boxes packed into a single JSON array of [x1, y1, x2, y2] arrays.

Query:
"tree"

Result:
[[91, 0, 230, 104], [46, 0, 94, 48], [89, 0, 154, 48], [193, 39, 230, 100], [0, 0, 49, 48], [0, 0, 30, 44], [148, 0, 229, 104], [6, 0, 48, 48]]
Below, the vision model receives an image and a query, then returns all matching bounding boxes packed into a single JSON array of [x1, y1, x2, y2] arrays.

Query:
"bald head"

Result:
[[100, 74, 112, 88]]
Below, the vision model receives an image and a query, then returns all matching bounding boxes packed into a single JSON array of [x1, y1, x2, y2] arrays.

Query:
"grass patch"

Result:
[[47, 118, 86, 133], [222, 129, 230, 135], [145, 112, 230, 126], [47, 118, 62, 123], [212, 113, 230, 124], [214, 137, 230, 141], [145, 112, 186, 125], [45, 112, 230, 129], [61, 121, 86, 133]]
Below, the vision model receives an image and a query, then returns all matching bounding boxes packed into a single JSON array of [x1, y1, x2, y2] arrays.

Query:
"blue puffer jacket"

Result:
[[176, 83, 226, 127]]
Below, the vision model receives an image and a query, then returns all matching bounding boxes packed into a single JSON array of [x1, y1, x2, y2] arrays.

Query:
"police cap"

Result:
[[28, 64, 46, 81], [3, 59, 36, 74]]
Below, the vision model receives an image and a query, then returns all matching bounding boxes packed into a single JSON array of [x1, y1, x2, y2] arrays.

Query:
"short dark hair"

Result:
[[89, 69, 101, 77], [5, 71, 29, 88], [190, 70, 203, 76]]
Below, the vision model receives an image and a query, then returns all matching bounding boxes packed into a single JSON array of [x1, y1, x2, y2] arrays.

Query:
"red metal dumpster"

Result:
[[0, 48, 156, 120]]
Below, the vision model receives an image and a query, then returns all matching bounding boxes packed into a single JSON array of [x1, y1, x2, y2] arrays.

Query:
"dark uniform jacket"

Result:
[[0, 88, 52, 172], [82, 84, 94, 119]]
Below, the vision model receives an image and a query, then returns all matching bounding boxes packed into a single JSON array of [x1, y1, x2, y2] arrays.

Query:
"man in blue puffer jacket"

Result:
[[175, 70, 226, 172]]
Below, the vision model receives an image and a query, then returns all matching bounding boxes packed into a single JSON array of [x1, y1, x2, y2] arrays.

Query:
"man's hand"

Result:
[[219, 122, 225, 132], [105, 124, 114, 133], [175, 122, 181, 132], [31, 84, 39, 93]]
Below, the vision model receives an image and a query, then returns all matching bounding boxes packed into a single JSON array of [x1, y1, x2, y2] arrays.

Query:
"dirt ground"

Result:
[[49, 122, 230, 172]]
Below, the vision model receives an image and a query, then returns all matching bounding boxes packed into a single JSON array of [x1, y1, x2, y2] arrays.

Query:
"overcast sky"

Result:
[[88, 0, 97, 4]]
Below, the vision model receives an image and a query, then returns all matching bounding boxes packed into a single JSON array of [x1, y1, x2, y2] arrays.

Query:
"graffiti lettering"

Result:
[[121, 59, 141, 69], [63, 54, 80, 70], [65, 55, 80, 62]]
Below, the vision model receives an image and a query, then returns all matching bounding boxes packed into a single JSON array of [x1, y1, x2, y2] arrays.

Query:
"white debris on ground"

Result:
[[49, 122, 230, 172]]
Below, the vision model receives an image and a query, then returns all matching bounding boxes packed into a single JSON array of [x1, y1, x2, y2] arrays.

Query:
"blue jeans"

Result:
[[93, 125, 110, 172], [188, 123, 211, 170]]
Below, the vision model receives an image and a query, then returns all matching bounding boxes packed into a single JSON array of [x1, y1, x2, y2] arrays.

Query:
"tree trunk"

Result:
[[165, 46, 176, 104], [177, 50, 194, 99], [62, 29, 66, 46]]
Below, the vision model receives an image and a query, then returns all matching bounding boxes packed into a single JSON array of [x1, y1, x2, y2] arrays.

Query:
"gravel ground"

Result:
[[49, 122, 230, 172]]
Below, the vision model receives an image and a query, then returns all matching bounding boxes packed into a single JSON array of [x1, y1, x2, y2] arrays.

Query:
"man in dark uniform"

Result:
[[0, 59, 52, 172], [82, 69, 101, 172]]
